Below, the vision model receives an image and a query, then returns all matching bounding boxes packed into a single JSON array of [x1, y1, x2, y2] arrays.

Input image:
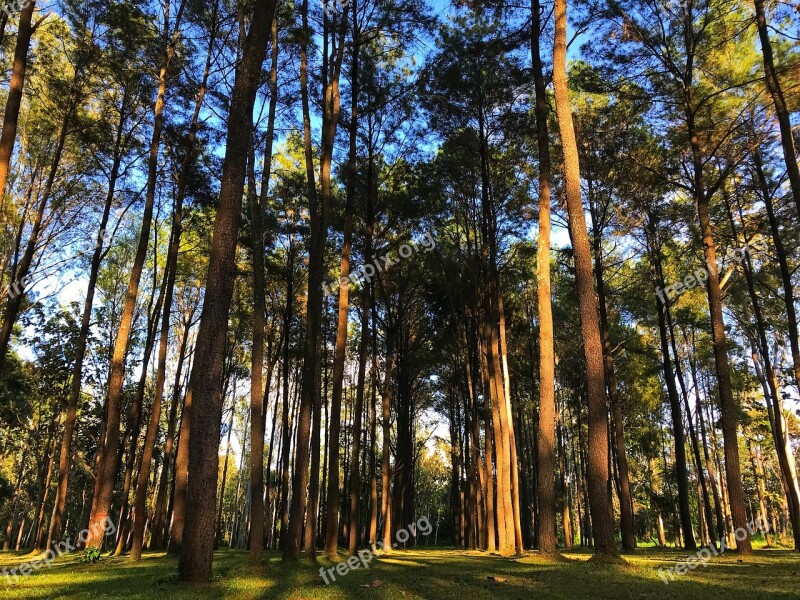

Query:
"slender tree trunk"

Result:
[[672, 326, 716, 547], [247, 113, 267, 567], [0, 0, 36, 216], [647, 230, 696, 550], [687, 116, 751, 552], [727, 176, 800, 550], [754, 0, 800, 217], [686, 334, 726, 544], [177, 0, 278, 581], [150, 311, 191, 550], [531, 0, 557, 556], [380, 350, 396, 549], [87, 0, 188, 547], [326, 0, 360, 557], [588, 188, 635, 552], [285, 0, 344, 560], [278, 236, 294, 551], [552, 0, 618, 558], [46, 90, 130, 549], [33, 434, 57, 549], [284, 0, 319, 560], [130, 194, 184, 559], [748, 438, 773, 546], [246, 10, 278, 564], [113, 271, 166, 556]]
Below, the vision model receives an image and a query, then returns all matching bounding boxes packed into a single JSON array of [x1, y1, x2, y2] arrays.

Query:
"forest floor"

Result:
[[0, 545, 798, 599]]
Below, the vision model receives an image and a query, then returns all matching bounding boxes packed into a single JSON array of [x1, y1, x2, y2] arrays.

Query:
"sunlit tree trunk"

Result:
[[552, 0, 618, 558], [150, 308, 192, 550], [177, 0, 278, 580], [46, 88, 130, 549], [531, 0, 557, 556], [0, 0, 36, 216], [87, 0, 187, 548], [754, 0, 800, 217]]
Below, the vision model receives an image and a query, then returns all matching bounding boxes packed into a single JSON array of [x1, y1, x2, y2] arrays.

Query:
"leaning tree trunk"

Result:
[[0, 0, 36, 215], [687, 113, 751, 553], [46, 88, 130, 551], [86, 0, 187, 547], [130, 194, 184, 559], [552, 0, 618, 558], [754, 0, 800, 217], [177, 0, 278, 582], [726, 179, 800, 550]]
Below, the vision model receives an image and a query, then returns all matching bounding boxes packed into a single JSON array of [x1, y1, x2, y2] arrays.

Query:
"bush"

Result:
[[81, 547, 101, 564]]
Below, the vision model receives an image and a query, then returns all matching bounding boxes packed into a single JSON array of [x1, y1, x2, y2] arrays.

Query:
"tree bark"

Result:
[[86, 0, 188, 547], [0, 0, 36, 214], [552, 0, 618, 558], [46, 88, 130, 549], [687, 115, 751, 552], [285, 0, 344, 560], [177, 0, 278, 581], [531, 0, 557, 556], [754, 0, 800, 217]]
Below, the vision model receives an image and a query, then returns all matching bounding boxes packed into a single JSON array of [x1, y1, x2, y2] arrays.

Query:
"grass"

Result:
[[0, 544, 798, 599]]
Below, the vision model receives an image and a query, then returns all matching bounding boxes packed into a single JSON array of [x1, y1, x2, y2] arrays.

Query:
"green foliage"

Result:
[[80, 546, 101, 564]]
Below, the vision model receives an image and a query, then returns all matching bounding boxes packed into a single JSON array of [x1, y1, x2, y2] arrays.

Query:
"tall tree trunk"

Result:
[[247, 10, 279, 562], [669, 314, 716, 547], [247, 118, 267, 566], [150, 309, 191, 550], [531, 0, 557, 556], [130, 192, 184, 559], [753, 0, 800, 217], [86, 0, 188, 547], [647, 226, 696, 550], [177, 0, 278, 581], [284, 0, 318, 560], [687, 111, 751, 552], [278, 235, 295, 551], [727, 176, 800, 550], [285, 0, 344, 560], [33, 433, 57, 549], [0, 0, 36, 214], [588, 187, 635, 552], [380, 348, 396, 549], [326, 0, 360, 557], [686, 333, 727, 544], [46, 89, 130, 549], [747, 438, 773, 546], [552, 0, 618, 558], [113, 258, 168, 556]]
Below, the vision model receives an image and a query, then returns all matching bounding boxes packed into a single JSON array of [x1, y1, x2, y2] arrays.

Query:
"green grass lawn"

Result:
[[1, 545, 798, 599]]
